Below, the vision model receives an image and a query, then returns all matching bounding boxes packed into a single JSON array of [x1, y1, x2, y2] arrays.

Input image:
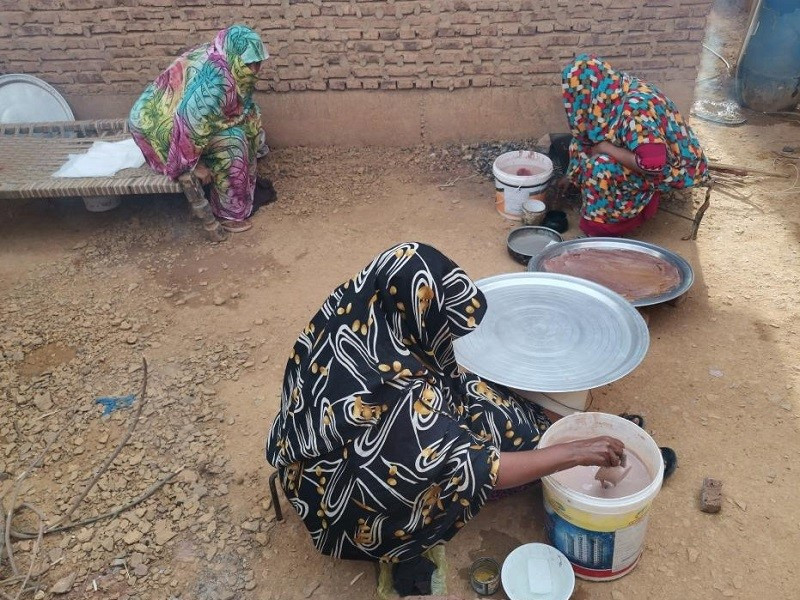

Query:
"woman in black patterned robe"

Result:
[[266, 242, 624, 562]]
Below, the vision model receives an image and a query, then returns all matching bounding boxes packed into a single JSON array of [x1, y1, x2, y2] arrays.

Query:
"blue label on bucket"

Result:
[[545, 503, 614, 570], [544, 498, 648, 578]]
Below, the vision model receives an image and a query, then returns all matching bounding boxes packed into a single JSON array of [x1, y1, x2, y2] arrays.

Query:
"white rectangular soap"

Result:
[[527, 557, 552, 594]]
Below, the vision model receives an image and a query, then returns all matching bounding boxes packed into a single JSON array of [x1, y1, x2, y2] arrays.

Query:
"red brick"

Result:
[[0, 0, 712, 99], [16, 24, 53, 36], [52, 24, 85, 35]]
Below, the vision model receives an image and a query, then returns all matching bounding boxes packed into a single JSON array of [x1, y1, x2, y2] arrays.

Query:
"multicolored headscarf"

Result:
[[219, 24, 269, 97], [562, 54, 708, 186], [129, 25, 267, 179]]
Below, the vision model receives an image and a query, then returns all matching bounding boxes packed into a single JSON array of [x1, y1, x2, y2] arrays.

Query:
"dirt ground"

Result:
[[2, 108, 799, 599], [3, 8, 800, 600]]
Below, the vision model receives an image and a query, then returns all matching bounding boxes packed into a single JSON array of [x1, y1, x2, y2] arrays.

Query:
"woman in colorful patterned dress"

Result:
[[266, 242, 625, 563], [129, 25, 269, 233], [561, 54, 709, 237]]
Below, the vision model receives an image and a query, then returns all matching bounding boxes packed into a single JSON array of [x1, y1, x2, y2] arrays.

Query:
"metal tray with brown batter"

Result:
[[527, 238, 694, 307]]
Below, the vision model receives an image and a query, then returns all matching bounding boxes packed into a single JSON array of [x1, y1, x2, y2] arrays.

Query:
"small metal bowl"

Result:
[[470, 557, 501, 596], [506, 226, 563, 265]]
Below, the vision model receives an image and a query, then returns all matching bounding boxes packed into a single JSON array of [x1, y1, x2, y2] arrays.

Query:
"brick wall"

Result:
[[0, 0, 713, 145], [2, 0, 712, 96]]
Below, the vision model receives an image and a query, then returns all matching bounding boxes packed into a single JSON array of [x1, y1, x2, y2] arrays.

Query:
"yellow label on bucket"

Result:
[[495, 189, 505, 214], [543, 488, 652, 533]]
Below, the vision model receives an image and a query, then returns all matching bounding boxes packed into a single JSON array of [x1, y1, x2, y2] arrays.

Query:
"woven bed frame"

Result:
[[0, 119, 228, 241]]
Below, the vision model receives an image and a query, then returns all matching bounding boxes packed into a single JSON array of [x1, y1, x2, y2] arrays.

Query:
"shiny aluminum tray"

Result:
[[528, 237, 694, 307], [0, 74, 74, 124], [453, 272, 649, 393]]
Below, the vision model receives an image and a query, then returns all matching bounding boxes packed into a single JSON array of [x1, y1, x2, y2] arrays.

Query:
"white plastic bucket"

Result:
[[538, 413, 664, 581], [493, 151, 553, 220], [83, 195, 121, 212]]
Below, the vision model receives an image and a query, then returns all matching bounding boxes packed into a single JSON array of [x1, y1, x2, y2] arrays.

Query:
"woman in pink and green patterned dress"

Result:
[[129, 25, 269, 233]]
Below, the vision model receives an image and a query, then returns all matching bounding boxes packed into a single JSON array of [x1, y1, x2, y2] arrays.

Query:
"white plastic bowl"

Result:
[[83, 195, 121, 212], [502, 543, 575, 600]]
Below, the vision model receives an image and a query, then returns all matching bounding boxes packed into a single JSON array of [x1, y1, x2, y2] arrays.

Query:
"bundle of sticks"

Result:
[[707, 160, 797, 208], [709, 160, 790, 193]]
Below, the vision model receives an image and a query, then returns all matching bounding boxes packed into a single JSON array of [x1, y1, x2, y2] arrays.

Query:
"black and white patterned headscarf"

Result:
[[267, 241, 487, 470]]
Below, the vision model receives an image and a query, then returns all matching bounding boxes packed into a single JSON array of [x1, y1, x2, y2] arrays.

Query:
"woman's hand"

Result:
[[193, 161, 213, 185], [589, 141, 615, 157], [495, 435, 625, 489], [563, 436, 625, 468], [555, 176, 573, 192], [256, 129, 270, 159]]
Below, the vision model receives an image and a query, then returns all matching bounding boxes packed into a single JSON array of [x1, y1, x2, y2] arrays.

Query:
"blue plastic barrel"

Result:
[[736, 0, 800, 112]]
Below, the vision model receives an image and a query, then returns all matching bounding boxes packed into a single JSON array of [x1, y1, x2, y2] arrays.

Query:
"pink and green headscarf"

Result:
[[129, 25, 268, 179]]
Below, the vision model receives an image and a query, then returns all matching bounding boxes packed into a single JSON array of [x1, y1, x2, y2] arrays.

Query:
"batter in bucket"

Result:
[[551, 448, 652, 498]]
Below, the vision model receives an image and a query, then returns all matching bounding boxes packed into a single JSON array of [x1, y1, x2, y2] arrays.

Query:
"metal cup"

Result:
[[521, 199, 546, 225], [470, 557, 501, 596]]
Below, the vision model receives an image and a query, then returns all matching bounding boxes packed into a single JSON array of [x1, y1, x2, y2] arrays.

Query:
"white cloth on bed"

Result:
[[53, 138, 145, 178]]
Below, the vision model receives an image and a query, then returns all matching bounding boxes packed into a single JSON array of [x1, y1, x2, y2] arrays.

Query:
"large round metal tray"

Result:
[[0, 74, 75, 124], [453, 272, 649, 393], [528, 238, 694, 307]]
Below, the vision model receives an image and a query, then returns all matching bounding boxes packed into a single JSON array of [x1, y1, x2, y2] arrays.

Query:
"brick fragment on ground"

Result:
[[700, 477, 723, 513]]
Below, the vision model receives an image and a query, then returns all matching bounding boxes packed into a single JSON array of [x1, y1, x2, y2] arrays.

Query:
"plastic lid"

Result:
[[501, 543, 575, 600]]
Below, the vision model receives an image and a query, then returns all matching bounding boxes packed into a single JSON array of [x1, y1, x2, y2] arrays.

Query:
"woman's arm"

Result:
[[495, 436, 625, 490], [590, 141, 643, 174]]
